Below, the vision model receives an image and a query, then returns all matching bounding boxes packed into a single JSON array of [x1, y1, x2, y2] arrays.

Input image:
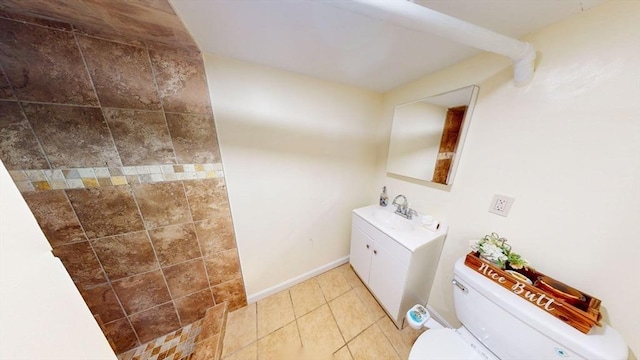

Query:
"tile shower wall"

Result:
[[0, 9, 246, 354]]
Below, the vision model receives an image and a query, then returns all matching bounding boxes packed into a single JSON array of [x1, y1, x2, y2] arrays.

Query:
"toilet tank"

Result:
[[452, 258, 628, 360]]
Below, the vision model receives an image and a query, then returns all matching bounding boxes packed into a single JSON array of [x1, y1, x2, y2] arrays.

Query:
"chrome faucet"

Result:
[[392, 194, 418, 219]]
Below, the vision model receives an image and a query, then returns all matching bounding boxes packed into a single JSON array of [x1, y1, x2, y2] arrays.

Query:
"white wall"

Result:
[[0, 160, 116, 359], [376, 1, 639, 357], [203, 55, 382, 298]]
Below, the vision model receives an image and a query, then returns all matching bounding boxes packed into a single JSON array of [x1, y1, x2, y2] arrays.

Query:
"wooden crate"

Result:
[[464, 252, 602, 334]]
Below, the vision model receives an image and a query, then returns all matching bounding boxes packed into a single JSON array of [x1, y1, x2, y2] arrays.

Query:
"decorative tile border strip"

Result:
[[8, 163, 224, 193], [437, 152, 455, 160]]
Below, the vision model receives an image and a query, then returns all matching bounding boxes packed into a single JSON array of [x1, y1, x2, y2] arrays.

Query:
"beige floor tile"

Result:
[[352, 285, 386, 322], [223, 342, 257, 360], [222, 303, 257, 358], [298, 304, 345, 356], [290, 278, 326, 318], [333, 346, 353, 360], [257, 321, 301, 359], [219, 265, 420, 360], [257, 290, 296, 338], [347, 324, 400, 360], [376, 316, 424, 359], [317, 267, 351, 301], [336, 264, 364, 289], [328, 290, 374, 342]]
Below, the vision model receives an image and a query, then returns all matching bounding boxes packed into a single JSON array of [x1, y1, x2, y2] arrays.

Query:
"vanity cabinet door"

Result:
[[350, 208, 447, 328], [349, 224, 373, 282], [368, 242, 409, 319], [350, 212, 414, 325]]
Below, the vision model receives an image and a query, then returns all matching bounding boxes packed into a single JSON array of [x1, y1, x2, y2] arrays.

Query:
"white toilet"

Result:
[[406, 258, 628, 360]]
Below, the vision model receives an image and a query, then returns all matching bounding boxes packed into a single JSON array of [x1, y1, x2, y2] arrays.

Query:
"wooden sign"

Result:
[[464, 252, 601, 334]]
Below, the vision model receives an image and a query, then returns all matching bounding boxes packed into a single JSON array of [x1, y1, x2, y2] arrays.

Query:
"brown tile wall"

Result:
[[0, 9, 246, 355]]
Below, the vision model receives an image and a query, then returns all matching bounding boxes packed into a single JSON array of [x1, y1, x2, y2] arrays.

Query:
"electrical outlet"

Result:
[[489, 194, 515, 217]]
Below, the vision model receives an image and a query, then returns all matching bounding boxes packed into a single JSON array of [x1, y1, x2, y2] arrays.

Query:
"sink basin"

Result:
[[372, 209, 415, 232], [354, 205, 448, 252]]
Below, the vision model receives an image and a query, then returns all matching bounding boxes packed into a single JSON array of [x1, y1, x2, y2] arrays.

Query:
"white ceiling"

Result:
[[170, 0, 605, 92]]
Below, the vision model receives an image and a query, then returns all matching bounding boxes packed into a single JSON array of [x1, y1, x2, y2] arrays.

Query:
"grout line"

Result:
[[187, 199, 218, 305], [335, 344, 355, 359], [119, 299, 177, 319], [147, 236, 183, 326], [11, 100, 54, 171], [145, 41, 170, 122], [176, 177, 220, 310], [73, 31, 149, 51], [145, 40, 162, 104], [374, 320, 404, 359], [288, 290, 304, 348], [85, 242, 132, 331], [147, 45, 182, 166], [215, 307, 227, 360], [179, 181, 196, 236], [60, 190, 143, 348], [98, 106, 125, 168], [73, 31, 102, 109], [127, 185, 183, 327], [254, 298, 258, 351], [0, 14, 71, 31], [1, 97, 220, 115], [327, 293, 348, 346], [87, 248, 242, 300], [8, 98, 101, 108]]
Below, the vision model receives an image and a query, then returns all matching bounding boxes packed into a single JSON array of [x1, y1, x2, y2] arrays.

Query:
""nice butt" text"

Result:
[[478, 262, 556, 312]]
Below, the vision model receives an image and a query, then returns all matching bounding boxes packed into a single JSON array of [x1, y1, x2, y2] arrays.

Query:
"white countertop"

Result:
[[353, 204, 448, 252]]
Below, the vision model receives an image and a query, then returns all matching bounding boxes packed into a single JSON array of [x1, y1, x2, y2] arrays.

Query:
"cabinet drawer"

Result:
[[352, 214, 411, 265]]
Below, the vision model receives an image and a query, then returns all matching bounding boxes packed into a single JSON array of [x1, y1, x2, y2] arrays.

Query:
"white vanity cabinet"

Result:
[[349, 205, 447, 328]]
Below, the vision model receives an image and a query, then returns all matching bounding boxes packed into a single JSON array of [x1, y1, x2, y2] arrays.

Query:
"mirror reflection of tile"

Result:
[[387, 85, 479, 185]]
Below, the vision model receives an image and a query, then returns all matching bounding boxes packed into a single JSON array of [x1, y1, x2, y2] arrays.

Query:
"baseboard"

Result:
[[247, 256, 350, 304], [426, 304, 453, 328]]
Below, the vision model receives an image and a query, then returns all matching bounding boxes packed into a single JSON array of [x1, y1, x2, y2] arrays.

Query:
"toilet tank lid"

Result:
[[454, 258, 628, 360]]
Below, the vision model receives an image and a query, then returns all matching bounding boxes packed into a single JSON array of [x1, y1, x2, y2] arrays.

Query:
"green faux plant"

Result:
[[470, 232, 531, 270]]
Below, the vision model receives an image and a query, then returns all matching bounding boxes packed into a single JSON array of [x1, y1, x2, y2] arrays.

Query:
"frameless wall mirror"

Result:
[[386, 85, 479, 185]]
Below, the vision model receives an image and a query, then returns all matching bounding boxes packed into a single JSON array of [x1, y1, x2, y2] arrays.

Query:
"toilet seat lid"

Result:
[[408, 328, 488, 360]]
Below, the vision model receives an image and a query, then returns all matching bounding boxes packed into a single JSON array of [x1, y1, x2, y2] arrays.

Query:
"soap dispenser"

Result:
[[379, 186, 389, 207]]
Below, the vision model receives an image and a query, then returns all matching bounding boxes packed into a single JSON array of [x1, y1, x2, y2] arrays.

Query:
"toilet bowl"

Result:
[[406, 257, 628, 360], [409, 327, 497, 360], [405, 304, 497, 360]]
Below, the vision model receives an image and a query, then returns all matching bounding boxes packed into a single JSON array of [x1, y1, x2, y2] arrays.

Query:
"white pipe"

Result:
[[343, 0, 536, 87]]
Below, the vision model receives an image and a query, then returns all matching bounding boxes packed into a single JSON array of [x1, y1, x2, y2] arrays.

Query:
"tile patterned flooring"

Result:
[[117, 320, 203, 360], [116, 263, 425, 360], [221, 263, 425, 360]]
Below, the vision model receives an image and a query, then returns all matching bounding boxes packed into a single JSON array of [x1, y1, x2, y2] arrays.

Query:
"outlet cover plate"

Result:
[[489, 194, 515, 217]]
